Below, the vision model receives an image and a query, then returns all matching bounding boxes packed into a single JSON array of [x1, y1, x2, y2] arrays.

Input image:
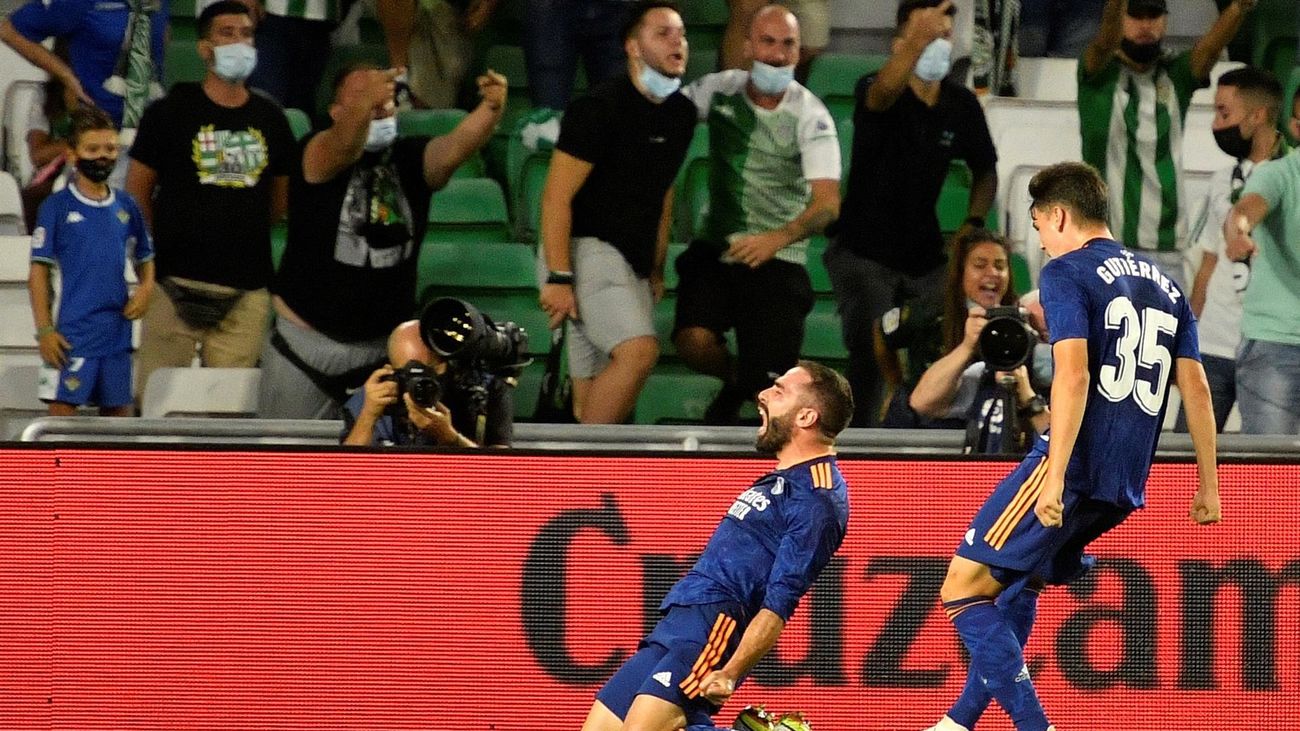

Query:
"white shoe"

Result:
[[923, 716, 970, 731]]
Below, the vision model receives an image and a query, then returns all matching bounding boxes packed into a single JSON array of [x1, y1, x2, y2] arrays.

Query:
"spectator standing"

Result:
[[1, 0, 169, 185], [1178, 67, 1286, 432], [28, 107, 154, 416], [522, 0, 629, 110], [406, 0, 496, 109], [673, 5, 839, 425], [537, 0, 694, 424], [1223, 90, 1300, 435], [1077, 0, 1255, 286], [825, 0, 997, 426], [20, 72, 74, 233], [721, 0, 829, 84], [126, 1, 294, 398], [259, 64, 504, 419]]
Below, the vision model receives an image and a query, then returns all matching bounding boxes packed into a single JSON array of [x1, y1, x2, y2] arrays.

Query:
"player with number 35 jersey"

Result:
[[924, 162, 1221, 731]]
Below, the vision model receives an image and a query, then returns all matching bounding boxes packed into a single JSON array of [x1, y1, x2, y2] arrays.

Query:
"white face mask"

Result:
[[638, 62, 682, 100], [915, 37, 953, 82], [364, 116, 398, 152], [750, 60, 796, 95], [212, 41, 257, 82]]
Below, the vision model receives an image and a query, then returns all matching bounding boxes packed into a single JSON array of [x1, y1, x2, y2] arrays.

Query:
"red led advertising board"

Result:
[[0, 448, 1296, 730]]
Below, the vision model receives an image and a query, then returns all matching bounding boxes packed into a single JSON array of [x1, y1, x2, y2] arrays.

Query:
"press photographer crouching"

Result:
[[904, 233, 1052, 454], [341, 298, 525, 447]]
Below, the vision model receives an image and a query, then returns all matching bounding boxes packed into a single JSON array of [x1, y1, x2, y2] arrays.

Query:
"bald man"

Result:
[[340, 320, 514, 447], [673, 4, 841, 425]]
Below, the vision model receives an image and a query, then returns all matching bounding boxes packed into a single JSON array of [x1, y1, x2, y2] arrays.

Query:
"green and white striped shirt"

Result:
[[681, 70, 840, 266], [1077, 52, 1204, 252], [264, 0, 339, 23]]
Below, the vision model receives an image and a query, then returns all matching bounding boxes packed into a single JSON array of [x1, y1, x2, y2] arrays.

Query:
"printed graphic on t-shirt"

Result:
[[333, 163, 414, 269], [191, 125, 270, 187]]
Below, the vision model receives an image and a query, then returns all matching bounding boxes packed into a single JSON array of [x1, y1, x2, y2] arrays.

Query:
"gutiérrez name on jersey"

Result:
[[1093, 247, 1183, 305]]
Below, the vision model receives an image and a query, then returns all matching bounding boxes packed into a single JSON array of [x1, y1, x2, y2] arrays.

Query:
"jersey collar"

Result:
[[69, 183, 117, 208]]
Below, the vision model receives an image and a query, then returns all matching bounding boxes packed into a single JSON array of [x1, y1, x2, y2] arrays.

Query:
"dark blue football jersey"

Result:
[[1039, 238, 1201, 509], [660, 456, 849, 622]]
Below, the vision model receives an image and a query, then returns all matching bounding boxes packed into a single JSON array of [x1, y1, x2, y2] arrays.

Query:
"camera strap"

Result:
[[269, 329, 385, 405]]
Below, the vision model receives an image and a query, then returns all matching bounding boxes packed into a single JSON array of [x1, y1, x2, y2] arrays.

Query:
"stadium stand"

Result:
[[1251, 0, 1298, 83], [424, 177, 511, 243], [0, 171, 24, 234], [283, 108, 312, 141], [397, 108, 486, 178]]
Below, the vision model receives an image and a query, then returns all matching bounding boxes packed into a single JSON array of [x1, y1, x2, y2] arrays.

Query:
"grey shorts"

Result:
[[540, 237, 656, 379]]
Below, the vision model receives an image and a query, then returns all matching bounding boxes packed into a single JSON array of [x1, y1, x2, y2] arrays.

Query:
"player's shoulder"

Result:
[[780, 456, 844, 493]]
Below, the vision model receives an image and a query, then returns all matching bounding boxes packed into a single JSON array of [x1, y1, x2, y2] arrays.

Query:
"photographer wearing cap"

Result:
[[340, 310, 517, 448]]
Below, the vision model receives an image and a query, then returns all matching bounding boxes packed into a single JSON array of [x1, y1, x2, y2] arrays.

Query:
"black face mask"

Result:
[[75, 156, 114, 184], [1121, 38, 1162, 65], [1214, 124, 1253, 160]]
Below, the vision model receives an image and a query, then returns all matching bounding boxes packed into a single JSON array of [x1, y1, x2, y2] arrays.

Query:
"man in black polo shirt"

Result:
[[537, 0, 695, 424], [825, 0, 997, 427]]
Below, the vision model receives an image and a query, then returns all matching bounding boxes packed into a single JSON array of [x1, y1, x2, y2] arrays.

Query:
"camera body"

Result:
[[979, 306, 1037, 371], [381, 360, 441, 409]]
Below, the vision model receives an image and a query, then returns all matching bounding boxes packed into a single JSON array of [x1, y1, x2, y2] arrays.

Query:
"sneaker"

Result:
[[773, 711, 812, 731], [732, 705, 775, 731], [922, 716, 970, 731]]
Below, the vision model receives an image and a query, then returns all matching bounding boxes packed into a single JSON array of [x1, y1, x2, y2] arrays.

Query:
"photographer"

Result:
[[340, 319, 514, 448], [898, 231, 1051, 451]]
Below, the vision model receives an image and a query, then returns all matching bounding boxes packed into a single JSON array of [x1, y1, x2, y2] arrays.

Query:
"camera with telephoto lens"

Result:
[[978, 306, 1037, 371], [381, 360, 441, 409], [419, 297, 528, 369]]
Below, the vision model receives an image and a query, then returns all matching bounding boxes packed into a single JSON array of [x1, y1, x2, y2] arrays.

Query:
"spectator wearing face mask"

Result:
[[824, 0, 997, 427], [1077, 0, 1256, 288], [672, 4, 840, 425], [258, 63, 505, 419], [126, 0, 295, 401]]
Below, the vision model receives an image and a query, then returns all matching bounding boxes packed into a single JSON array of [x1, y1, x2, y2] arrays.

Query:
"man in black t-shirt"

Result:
[[127, 0, 295, 401], [257, 62, 505, 420], [825, 0, 998, 427], [537, 0, 695, 424]]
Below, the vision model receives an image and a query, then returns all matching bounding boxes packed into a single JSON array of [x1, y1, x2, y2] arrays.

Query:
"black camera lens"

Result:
[[979, 307, 1036, 371], [407, 374, 440, 408]]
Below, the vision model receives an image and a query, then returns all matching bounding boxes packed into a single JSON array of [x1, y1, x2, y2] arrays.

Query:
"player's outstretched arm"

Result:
[[698, 608, 785, 706], [1037, 338, 1089, 528], [1176, 357, 1221, 525]]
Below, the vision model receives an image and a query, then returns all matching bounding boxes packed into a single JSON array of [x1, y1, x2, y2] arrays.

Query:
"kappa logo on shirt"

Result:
[[66, 212, 84, 224]]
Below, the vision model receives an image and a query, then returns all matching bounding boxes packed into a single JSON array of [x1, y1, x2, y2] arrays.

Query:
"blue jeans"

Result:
[[1235, 339, 1300, 435], [522, 0, 629, 109], [1018, 0, 1105, 58], [1174, 353, 1235, 433]]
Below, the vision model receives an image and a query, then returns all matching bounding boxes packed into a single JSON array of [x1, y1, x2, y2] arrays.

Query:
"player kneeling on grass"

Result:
[[29, 106, 154, 417], [580, 361, 853, 731], [925, 162, 1221, 731]]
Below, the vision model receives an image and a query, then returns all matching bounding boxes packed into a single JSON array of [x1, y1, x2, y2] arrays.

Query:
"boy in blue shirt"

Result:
[[29, 106, 154, 416], [926, 162, 1221, 731], [581, 361, 854, 731]]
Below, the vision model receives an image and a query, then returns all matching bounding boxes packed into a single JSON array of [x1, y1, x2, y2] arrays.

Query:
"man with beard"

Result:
[[1077, 0, 1255, 287], [579, 361, 853, 731]]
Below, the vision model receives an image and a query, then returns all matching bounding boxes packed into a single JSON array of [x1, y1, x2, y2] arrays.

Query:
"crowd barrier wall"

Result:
[[1, 447, 1297, 730]]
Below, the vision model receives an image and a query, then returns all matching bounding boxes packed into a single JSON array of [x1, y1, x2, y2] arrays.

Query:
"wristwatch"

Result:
[[546, 270, 575, 285], [1018, 394, 1047, 417]]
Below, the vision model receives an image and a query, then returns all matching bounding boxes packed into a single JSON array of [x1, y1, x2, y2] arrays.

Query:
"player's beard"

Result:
[[755, 408, 794, 455]]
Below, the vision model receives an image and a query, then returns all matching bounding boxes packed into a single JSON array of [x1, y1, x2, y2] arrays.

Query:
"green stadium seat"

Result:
[[837, 116, 853, 192], [163, 42, 207, 88], [806, 235, 832, 294], [284, 108, 312, 141], [416, 240, 536, 294], [683, 47, 719, 84], [672, 124, 711, 242], [170, 19, 197, 44], [802, 298, 846, 361], [937, 162, 998, 233], [271, 221, 288, 270], [426, 178, 506, 226], [397, 109, 486, 177], [1251, 0, 1299, 84], [515, 151, 551, 241], [511, 359, 545, 420], [634, 365, 722, 424], [172, 0, 197, 17], [1010, 252, 1032, 296], [679, 0, 729, 50], [807, 53, 886, 123]]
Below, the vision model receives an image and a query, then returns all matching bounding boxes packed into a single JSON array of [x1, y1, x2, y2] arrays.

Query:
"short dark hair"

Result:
[[1217, 66, 1283, 124], [68, 105, 116, 146], [330, 60, 383, 101], [197, 0, 252, 39], [896, 0, 956, 32], [797, 360, 854, 442], [1028, 162, 1109, 228], [620, 0, 682, 42]]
